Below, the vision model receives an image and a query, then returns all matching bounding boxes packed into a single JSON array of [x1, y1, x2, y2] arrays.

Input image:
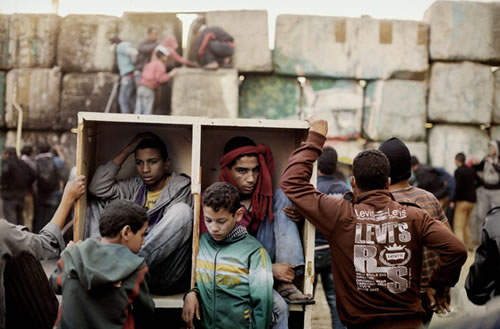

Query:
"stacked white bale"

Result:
[[428, 62, 493, 124], [58, 15, 119, 72], [428, 124, 489, 174], [274, 15, 428, 79], [171, 68, 239, 118], [494, 69, 500, 123], [0, 15, 9, 69], [5, 68, 61, 129], [205, 11, 273, 72], [60, 72, 119, 129], [8, 14, 60, 68], [119, 12, 182, 49], [303, 79, 363, 137], [363, 80, 427, 141], [424, 1, 500, 63]]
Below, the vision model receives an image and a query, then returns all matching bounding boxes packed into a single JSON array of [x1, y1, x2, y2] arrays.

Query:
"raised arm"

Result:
[[89, 133, 155, 199], [280, 120, 344, 236]]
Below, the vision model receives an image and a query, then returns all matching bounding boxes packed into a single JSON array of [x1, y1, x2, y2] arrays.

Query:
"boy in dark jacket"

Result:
[[281, 120, 467, 329], [183, 182, 273, 329], [51, 200, 155, 329]]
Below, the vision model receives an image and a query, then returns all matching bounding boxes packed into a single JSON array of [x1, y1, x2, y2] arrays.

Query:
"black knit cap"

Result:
[[378, 137, 411, 184]]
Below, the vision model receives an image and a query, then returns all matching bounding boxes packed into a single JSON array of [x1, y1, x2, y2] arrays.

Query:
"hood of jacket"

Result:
[[60, 239, 146, 291]]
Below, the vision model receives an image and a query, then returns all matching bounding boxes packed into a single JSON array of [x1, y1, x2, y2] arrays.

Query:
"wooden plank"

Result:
[[78, 112, 309, 130], [74, 120, 88, 241], [191, 124, 202, 288]]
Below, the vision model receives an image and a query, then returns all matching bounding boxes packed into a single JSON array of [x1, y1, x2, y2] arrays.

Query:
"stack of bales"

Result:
[[271, 14, 429, 162], [0, 14, 69, 161], [0, 12, 182, 167], [424, 1, 500, 174], [172, 10, 272, 118]]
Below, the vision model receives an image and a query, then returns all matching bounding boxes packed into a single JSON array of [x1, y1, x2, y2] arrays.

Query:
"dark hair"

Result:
[[135, 133, 168, 160], [378, 137, 411, 184], [223, 136, 257, 168], [202, 182, 241, 215], [99, 200, 148, 238], [3, 147, 17, 158], [455, 152, 466, 164], [39, 144, 51, 153], [156, 50, 167, 59], [318, 146, 338, 175], [147, 27, 158, 34], [352, 150, 390, 191], [21, 145, 33, 156], [410, 155, 419, 166]]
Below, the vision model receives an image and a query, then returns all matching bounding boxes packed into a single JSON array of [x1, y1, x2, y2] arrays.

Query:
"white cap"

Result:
[[156, 45, 170, 56]]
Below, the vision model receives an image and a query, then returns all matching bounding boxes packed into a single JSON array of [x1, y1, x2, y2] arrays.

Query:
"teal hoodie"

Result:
[[51, 239, 154, 329], [196, 227, 273, 329]]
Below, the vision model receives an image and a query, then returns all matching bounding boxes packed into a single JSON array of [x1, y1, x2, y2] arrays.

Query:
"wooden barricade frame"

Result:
[[75, 112, 316, 328]]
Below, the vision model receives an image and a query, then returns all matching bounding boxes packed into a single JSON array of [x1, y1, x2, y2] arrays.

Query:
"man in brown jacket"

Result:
[[280, 120, 467, 329]]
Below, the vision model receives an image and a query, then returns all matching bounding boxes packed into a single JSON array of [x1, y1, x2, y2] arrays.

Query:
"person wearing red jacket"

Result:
[[134, 45, 176, 115]]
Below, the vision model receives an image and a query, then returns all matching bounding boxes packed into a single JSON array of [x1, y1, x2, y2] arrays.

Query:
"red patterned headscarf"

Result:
[[219, 144, 274, 232]]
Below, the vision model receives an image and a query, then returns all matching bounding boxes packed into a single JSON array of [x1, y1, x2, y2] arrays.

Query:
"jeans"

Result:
[[314, 248, 345, 329], [135, 85, 155, 115], [118, 75, 135, 113], [271, 289, 289, 329], [138, 203, 193, 294], [3, 198, 25, 226], [256, 188, 305, 269]]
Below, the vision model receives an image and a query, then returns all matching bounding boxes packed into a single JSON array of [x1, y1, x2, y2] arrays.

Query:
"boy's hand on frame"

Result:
[[182, 291, 200, 329], [272, 262, 295, 283]]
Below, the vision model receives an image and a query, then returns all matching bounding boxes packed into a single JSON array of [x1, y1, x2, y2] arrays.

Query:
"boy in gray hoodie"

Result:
[[51, 200, 155, 329]]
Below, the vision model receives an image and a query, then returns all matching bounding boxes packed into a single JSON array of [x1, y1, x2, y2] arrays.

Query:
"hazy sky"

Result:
[[2, 0, 438, 20]]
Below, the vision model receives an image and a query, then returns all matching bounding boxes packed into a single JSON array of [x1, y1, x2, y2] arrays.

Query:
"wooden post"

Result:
[[191, 192, 201, 288]]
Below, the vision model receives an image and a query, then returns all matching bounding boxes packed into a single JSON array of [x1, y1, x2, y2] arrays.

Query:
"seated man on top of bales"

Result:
[[199, 136, 314, 327], [88, 132, 193, 295], [194, 25, 234, 70]]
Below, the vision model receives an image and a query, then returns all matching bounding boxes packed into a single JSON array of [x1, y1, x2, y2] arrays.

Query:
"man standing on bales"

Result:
[[183, 182, 273, 329], [109, 37, 138, 114], [89, 132, 192, 295], [281, 120, 467, 329], [51, 199, 155, 329]]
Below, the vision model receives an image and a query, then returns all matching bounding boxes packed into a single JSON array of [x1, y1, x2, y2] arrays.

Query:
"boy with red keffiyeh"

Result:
[[200, 136, 314, 329]]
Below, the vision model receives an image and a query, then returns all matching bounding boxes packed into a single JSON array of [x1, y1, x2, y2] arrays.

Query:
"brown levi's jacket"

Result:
[[280, 131, 467, 329]]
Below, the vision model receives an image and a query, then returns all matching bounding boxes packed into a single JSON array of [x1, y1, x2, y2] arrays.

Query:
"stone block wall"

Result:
[[239, 74, 300, 119], [428, 62, 493, 124], [60, 72, 119, 129], [171, 68, 239, 118], [119, 12, 182, 49], [8, 14, 60, 69], [5, 67, 61, 129], [274, 15, 428, 79], [206, 10, 273, 73], [57, 15, 119, 73], [363, 79, 427, 142], [424, 1, 500, 64], [0, 5, 499, 173]]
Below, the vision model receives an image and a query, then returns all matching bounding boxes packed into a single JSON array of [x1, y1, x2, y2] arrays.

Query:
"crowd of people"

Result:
[[2, 119, 500, 329], [109, 25, 234, 115]]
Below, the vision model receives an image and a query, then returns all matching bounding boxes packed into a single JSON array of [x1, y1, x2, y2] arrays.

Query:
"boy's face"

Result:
[[203, 206, 242, 241], [229, 155, 259, 196], [123, 221, 148, 254], [135, 147, 169, 191]]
